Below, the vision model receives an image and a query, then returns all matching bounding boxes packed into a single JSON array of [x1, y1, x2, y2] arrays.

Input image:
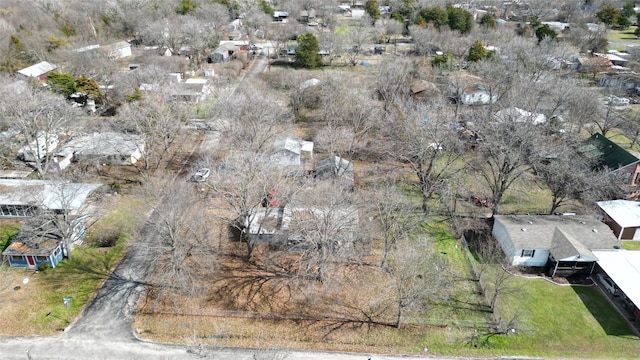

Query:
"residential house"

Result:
[[591, 250, 640, 325], [171, 80, 210, 103], [54, 132, 145, 169], [299, 9, 316, 23], [597, 200, 640, 240], [17, 132, 59, 162], [315, 155, 354, 189], [579, 133, 640, 194], [273, 11, 289, 22], [494, 107, 546, 125], [270, 135, 313, 171], [245, 204, 364, 253], [71, 44, 100, 54], [0, 179, 101, 218], [410, 80, 441, 101], [2, 231, 64, 269], [576, 56, 611, 74], [599, 72, 640, 94], [492, 215, 621, 277], [100, 41, 132, 59], [17, 61, 57, 82], [450, 73, 497, 105], [208, 42, 237, 63]]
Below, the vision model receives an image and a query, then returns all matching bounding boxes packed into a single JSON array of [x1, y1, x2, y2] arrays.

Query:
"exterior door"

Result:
[[26, 256, 35, 268]]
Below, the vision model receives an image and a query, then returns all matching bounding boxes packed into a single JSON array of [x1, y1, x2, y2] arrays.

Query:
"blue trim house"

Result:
[[2, 236, 64, 269]]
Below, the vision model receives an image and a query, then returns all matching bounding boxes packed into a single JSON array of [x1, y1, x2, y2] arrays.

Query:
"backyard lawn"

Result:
[[491, 276, 640, 358]]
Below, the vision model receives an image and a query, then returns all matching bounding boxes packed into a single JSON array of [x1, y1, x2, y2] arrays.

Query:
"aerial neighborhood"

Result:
[[3, 0, 640, 358]]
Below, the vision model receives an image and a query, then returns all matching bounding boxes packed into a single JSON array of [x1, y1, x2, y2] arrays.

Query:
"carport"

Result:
[[592, 250, 640, 326]]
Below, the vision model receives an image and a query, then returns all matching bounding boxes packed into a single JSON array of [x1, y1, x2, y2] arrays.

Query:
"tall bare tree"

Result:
[[0, 87, 81, 177], [391, 101, 463, 213]]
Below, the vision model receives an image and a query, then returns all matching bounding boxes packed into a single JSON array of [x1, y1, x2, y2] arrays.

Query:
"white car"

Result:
[[191, 168, 211, 182], [607, 96, 630, 106], [249, 44, 262, 51]]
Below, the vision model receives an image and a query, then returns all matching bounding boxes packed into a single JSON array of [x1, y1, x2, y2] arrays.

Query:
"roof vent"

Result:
[[521, 228, 526, 232], [527, 221, 533, 224], [614, 245, 620, 249], [580, 221, 586, 225], [592, 229, 598, 233]]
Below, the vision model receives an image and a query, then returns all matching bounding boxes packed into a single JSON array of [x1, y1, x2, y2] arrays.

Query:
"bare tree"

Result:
[[375, 56, 414, 112], [387, 236, 449, 329], [390, 101, 463, 213], [30, 177, 103, 260], [368, 182, 421, 268], [284, 184, 363, 284], [114, 93, 187, 176], [0, 87, 81, 177], [141, 176, 217, 305], [466, 119, 539, 215]]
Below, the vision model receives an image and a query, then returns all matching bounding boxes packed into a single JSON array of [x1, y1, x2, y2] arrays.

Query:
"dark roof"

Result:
[[2, 234, 61, 257], [580, 133, 639, 171]]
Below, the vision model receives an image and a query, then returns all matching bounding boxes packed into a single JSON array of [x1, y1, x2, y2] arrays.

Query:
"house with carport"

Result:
[[492, 215, 621, 277], [597, 199, 640, 240]]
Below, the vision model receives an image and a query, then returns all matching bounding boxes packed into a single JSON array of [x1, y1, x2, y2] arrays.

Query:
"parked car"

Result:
[[606, 96, 630, 106], [191, 168, 211, 182], [249, 44, 262, 51], [596, 273, 617, 295]]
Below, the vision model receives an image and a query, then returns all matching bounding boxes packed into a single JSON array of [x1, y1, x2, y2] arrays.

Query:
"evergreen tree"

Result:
[[365, 0, 381, 24], [294, 33, 322, 69], [466, 40, 488, 62], [535, 24, 558, 43], [480, 14, 496, 28]]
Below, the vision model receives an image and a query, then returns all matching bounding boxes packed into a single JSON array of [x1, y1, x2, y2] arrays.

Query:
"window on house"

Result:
[[10, 255, 23, 261], [521, 249, 535, 257], [53, 247, 61, 257], [36, 256, 47, 261], [634, 172, 640, 185]]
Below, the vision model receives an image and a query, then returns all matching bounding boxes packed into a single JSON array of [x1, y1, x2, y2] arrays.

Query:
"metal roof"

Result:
[[17, 61, 57, 77], [0, 179, 101, 211], [597, 200, 640, 228], [592, 250, 640, 312]]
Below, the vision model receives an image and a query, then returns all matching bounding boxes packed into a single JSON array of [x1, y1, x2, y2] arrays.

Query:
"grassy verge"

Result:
[[621, 241, 640, 250]]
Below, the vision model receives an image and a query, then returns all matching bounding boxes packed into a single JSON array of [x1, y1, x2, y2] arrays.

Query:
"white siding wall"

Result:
[[492, 221, 516, 262], [511, 249, 549, 266]]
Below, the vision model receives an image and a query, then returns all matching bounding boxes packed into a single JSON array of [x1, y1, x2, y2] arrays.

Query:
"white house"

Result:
[[18, 133, 59, 162], [450, 74, 497, 105], [270, 135, 313, 168], [56, 132, 145, 167], [101, 41, 132, 59], [492, 215, 620, 275]]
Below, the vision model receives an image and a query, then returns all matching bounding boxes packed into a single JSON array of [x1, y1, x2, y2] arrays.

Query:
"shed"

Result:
[[597, 200, 640, 240], [17, 61, 57, 82]]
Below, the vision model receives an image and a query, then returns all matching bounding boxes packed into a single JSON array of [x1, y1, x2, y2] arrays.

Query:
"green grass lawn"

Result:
[[608, 27, 639, 51], [31, 239, 127, 332], [0, 222, 20, 251], [489, 277, 640, 358]]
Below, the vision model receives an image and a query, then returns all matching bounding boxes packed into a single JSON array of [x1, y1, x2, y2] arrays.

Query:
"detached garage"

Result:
[[597, 200, 640, 240]]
